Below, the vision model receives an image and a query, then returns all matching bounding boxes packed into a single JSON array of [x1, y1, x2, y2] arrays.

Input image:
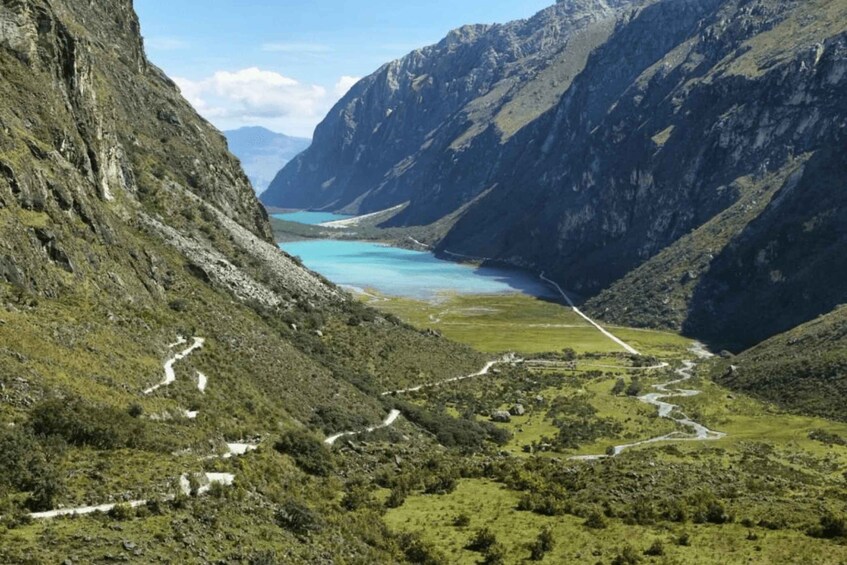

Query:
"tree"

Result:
[[26, 465, 64, 512]]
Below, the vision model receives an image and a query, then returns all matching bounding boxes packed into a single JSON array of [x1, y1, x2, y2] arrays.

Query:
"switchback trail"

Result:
[[144, 337, 205, 394]]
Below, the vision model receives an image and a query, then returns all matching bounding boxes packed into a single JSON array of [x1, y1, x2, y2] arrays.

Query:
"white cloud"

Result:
[[261, 42, 332, 54], [334, 75, 361, 97], [146, 37, 189, 51], [173, 68, 357, 137]]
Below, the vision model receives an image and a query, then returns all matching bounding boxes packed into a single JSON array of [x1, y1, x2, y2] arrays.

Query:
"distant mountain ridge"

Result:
[[224, 126, 309, 194], [261, 0, 642, 215]]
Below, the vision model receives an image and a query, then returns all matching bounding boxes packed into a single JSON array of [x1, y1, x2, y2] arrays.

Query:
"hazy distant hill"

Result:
[[224, 126, 310, 194]]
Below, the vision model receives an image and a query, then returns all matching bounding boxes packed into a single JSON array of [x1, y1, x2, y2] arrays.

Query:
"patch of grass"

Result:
[[366, 292, 653, 356]]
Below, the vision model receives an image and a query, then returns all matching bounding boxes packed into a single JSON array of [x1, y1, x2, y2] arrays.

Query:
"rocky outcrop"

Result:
[[262, 0, 643, 220], [0, 0, 341, 308]]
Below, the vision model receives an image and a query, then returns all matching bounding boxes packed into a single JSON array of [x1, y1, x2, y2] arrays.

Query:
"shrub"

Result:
[[275, 499, 323, 536], [584, 511, 608, 529], [386, 486, 408, 509], [453, 513, 471, 527], [611, 544, 641, 565], [341, 481, 373, 511], [625, 379, 643, 397], [482, 543, 507, 565], [26, 465, 65, 512], [644, 540, 664, 556], [808, 512, 846, 539], [168, 299, 188, 312], [611, 378, 626, 396], [0, 426, 60, 497], [274, 429, 334, 477], [529, 527, 555, 561], [108, 503, 135, 521], [466, 527, 497, 552], [128, 403, 144, 418], [29, 396, 145, 450]]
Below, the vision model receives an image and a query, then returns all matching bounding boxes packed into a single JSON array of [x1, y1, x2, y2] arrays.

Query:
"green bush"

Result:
[[29, 396, 146, 450], [273, 429, 335, 477], [466, 527, 497, 552], [808, 512, 846, 539], [529, 526, 555, 561], [611, 378, 626, 396], [584, 511, 608, 529], [107, 503, 135, 521], [611, 544, 641, 565], [274, 499, 323, 536], [644, 540, 664, 556], [482, 543, 507, 565], [453, 513, 471, 527]]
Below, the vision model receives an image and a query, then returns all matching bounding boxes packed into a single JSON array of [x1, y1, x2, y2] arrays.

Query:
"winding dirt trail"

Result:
[[571, 343, 725, 461], [28, 337, 252, 520], [324, 409, 402, 446], [144, 337, 205, 394], [326, 355, 521, 446], [381, 354, 519, 396]]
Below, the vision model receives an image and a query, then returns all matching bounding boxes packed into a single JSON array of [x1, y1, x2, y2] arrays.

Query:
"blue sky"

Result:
[[135, 0, 553, 137]]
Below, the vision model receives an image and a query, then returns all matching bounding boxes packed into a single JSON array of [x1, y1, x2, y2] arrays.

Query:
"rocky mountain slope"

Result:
[[269, 0, 847, 354], [714, 305, 847, 422], [224, 126, 310, 194], [0, 1, 485, 561], [262, 0, 643, 220]]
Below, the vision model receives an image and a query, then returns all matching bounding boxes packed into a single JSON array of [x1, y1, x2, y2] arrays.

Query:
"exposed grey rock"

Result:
[[263, 0, 642, 219], [509, 404, 526, 416], [490, 410, 511, 423]]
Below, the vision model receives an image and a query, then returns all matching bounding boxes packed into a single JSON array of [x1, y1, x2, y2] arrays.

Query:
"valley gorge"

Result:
[[1, 0, 847, 562]]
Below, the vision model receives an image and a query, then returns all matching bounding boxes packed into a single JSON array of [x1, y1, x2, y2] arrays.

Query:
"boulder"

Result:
[[509, 404, 525, 416], [490, 410, 511, 423]]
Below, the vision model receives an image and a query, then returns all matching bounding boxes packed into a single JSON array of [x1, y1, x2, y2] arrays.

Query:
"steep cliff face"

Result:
[[0, 0, 270, 238], [439, 0, 847, 350], [262, 0, 643, 218]]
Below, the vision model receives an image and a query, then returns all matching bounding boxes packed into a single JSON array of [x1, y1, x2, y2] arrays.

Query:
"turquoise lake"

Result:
[[272, 211, 351, 225], [280, 239, 554, 300]]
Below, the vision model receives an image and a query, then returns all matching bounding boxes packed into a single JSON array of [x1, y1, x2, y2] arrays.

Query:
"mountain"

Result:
[[224, 126, 310, 194], [714, 305, 847, 422], [0, 0, 483, 560], [268, 0, 847, 353], [261, 0, 643, 215]]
